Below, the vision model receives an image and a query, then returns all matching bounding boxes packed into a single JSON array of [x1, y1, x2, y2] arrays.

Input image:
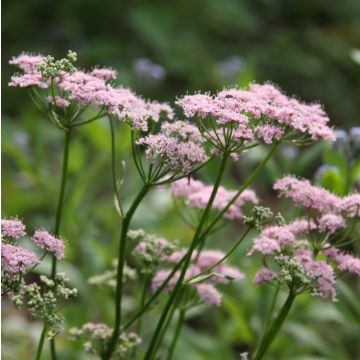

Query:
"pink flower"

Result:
[[137, 121, 207, 175], [318, 214, 346, 234], [274, 176, 340, 213], [1, 244, 39, 274], [195, 284, 222, 306], [248, 236, 281, 256], [9, 53, 45, 72], [32, 230, 64, 259], [47, 96, 70, 107], [324, 249, 360, 276], [254, 268, 277, 284], [172, 178, 258, 220], [1, 219, 26, 239], [90, 68, 117, 81], [341, 194, 360, 217], [255, 125, 284, 144]]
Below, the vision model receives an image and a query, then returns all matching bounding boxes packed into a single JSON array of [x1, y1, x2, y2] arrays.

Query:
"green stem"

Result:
[[253, 290, 296, 360], [108, 117, 124, 217], [187, 227, 251, 283], [103, 183, 151, 360], [124, 143, 279, 332], [34, 129, 71, 360], [199, 142, 280, 244], [35, 325, 47, 360], [167, 309, 185, 360], [144, 152, 230, 360]]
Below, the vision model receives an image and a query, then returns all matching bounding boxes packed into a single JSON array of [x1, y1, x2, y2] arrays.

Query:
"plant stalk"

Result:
[[253, 290, 296, 360]]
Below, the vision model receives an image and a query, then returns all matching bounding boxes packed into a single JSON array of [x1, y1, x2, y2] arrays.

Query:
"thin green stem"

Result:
[[35, 325, 47, 360], [253, 290, 296, 360], [187, 227, 251, 283], [199, 142, 280, 244], [108, 117, 124, 217], [124, 144, 279, 333], [144, 152, 230, 360], [167, 309, 185, 360], [103, 183, 151, 360]]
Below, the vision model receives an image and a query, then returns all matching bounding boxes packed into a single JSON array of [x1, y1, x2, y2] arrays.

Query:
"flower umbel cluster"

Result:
[[249, 176, 360, 300], [152, 249, 244, 306], [70, 323, 141, 359], [137, 120, 208, 176], [176, 83, 334, 154], [129, 229, 176, 275], [9, 51, 174, 131], [171, 177, 258, 220]]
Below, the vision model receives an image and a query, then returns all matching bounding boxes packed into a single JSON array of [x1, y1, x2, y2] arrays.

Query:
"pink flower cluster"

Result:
[[9, 53, 174, 131], [1, 218, 26, 239], [274, 176, 360, 217], [137, 121, 207, 175], [32, 230, 64, 259], [1, 219, 66, 275], [171, 178, 258, 220], [1, 244, 39, 274], [152, 249, 244, 306], [249, 178, 360, 300], [176, 83, 334, 144]]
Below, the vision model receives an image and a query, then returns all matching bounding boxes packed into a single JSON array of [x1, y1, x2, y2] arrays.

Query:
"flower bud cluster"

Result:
[[70, 322, 141, 358]]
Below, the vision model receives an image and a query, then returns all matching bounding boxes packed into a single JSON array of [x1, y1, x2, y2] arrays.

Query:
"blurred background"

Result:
[[2, 0, 360, 359]]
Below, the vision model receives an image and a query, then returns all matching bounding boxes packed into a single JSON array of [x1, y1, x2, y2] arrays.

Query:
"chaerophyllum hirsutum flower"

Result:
[[1, 218, 76, 338], [248, 176, 360, 300], [136, 120, 208, 177], [152, 249, 244, 307], [9, 51, 174, 131], [69, 323, 141, 359], [171, 177, 258, 222], [176, 83, 335, 156]]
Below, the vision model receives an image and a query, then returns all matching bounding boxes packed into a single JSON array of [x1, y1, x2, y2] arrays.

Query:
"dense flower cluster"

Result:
[[70, 323, 141, 358], [152, 249, 244, 306], [171, 178, 258, 220], [274, 176, 360, 217], [1, 218, 26, 239], [130, 229, 176, 275], [176, 83, 335, 150], [249, 176, 360, 300], [1, 244, 39, 274], [137, 121, 207, 175], [9, 52, 174, 131], [32, 230, 64, 259]]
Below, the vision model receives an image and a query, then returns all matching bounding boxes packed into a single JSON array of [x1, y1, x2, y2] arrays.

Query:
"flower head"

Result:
[[1, 244, 39, 274], [1, 218, 26, 239], [32, 230, 64, 259]]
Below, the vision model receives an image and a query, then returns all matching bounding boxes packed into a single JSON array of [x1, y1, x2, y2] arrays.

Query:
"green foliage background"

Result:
[[2, 0, 360, 359]]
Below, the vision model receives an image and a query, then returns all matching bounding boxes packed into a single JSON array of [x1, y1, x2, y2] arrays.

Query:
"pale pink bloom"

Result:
[[294, 249, 336, 300], [9, 73, 48, 89], [324, 249, 360, 276], [341, 194, 360, 217], [32, 230, 64, 259], [1, 219, 26, 239], [285, 218, 316, 236], [174, 178, 258, 220], [90, 68, 117, 81], [1, 244, 39, 274], [274, 176, 340, 213], [318, 214, 346, 234], [255, 125, 284, 144], [248, 236, 281, 256], [151, 269, 180, 292], [171, 178, 205, 198], [262, 226, 295, 247], [166, 249, 188, 263], [254, 268, 277, 284], [47, 96, 70, 107], [138, 121, 207, 175], [195, 284, 221, 306], [9, 53, 45, 72]]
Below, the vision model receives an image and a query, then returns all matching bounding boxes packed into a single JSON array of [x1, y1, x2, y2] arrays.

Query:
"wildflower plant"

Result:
[[5, 49, 359, 360]]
